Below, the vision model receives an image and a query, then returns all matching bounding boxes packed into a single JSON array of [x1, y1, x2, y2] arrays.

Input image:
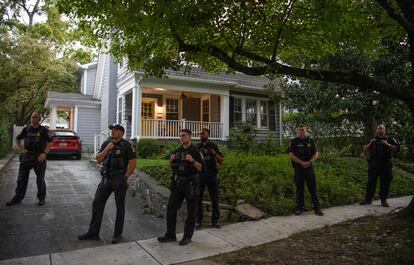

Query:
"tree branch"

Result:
[[377, 0, 414, 35], [271, 0, 296, 61]]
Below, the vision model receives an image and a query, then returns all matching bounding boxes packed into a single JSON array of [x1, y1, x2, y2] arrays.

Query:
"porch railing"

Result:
[[141, 119, 223, 140], [94, 121, 127, 157]]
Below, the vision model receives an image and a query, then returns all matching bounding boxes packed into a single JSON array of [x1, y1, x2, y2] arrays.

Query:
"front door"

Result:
[[141, 100, 155, 136]]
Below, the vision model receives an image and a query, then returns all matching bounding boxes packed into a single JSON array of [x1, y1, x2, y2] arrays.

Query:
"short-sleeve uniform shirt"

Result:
[[16, 125, 52, 156], [287, 136, 317, 168]]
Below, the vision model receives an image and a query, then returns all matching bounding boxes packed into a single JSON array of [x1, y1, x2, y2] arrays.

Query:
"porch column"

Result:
[[220, 94, 230, 141], [131, 77, 142, 140], [50, 105, 57, 129]]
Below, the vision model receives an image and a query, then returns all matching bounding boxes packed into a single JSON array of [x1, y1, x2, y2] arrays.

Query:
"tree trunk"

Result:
[[393, 196, 414, 219]]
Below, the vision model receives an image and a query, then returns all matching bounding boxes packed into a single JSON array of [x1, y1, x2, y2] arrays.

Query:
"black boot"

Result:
[[6, 197, 21, 207]]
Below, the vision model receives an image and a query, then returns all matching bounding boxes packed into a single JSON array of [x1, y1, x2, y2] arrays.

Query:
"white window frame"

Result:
[[117, 97, 123, 123], [232, 96, 270, 128], [165, 97, 180, 120], [233, 97, 243, 124], [201, 97, 210, 122]]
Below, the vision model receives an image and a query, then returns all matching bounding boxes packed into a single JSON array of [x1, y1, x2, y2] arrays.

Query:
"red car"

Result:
[[48, 129, 82, 160]]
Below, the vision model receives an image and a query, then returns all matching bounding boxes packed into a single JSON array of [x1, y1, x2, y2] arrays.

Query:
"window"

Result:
[[166, 98, 179, 120], [233, 98, 242, 123], [141, 102, 154, 119], [260, 101, 268, 128], [117, 97, 123, 123], [246, 99, 257, 126], [202, 99, 209, 122]]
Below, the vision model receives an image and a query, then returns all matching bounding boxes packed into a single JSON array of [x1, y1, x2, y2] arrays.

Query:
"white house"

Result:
[[45, 50, 282, 153]]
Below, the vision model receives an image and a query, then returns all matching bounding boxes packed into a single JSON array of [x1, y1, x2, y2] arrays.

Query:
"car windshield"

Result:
[[53, 131, 76, 137]]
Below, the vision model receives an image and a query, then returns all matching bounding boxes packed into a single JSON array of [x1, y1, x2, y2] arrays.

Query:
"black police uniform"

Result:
[[196, 141, 223, 225], [86, 139, 136, 238], [364, 136, 400, 202], [166, 145, 205, 240], [288, 136, 321, 210], [13, 125, 52, 202]]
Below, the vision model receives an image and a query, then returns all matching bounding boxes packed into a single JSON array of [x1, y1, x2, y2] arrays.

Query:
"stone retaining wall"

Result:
[[89, 159, 237, 223]]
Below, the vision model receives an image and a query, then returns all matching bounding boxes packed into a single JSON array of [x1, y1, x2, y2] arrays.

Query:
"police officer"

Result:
[[158, 129, 205, 246], [6, 112, 52, 207], [288, 124, 323, 216], [78, 124, 136, 244], [360, 124, 400, 207], [195, 128, 224, 229]]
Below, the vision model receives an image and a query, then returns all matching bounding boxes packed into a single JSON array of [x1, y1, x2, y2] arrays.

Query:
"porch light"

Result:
[[154, 88, 166, 91], [157, 106, 163, 113]]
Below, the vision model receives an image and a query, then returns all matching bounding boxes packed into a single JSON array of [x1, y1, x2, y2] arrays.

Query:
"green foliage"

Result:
[[136, 139, 160, 159], [228, 122, 256, 152], [0, 34, 78, 125], [137, 159, 171, 186], [160, 143, 180, 159], [0, 121, 11, 158], [138, 153, 414, 216]]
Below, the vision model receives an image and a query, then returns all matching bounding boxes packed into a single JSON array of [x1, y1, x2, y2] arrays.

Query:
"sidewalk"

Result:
[[1, 195, 412, 265]]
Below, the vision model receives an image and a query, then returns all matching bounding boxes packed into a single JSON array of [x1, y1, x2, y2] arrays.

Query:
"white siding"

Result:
[[85, 67, 97, 95], [77, 107, 101, 151], [99, 55, 118, 132]]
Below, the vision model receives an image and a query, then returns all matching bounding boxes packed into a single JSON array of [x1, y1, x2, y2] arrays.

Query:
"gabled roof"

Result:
[[135, 67, 272, 90]]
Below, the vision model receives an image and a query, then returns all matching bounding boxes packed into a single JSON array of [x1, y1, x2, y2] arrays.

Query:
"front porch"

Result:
[[116, 75, 230, 142]]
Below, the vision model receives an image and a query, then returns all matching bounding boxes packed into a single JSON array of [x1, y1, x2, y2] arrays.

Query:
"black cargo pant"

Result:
[[197, 175, 220, 224], [14, 156, 47, 201], [87, 171, 128, 237], [166, 177, 199, 239], [294, 166, 320, 210], [364, 161, 393, 201]]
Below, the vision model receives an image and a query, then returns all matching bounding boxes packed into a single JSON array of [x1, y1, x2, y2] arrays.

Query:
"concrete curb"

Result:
[[0, 153, 15, 178], [1, 195, 412, 265]]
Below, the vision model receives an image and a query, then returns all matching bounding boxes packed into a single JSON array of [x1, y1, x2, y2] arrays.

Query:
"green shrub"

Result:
[[136, 139, 159, 158], [0, 123, 11, 158], [160, 143, 180, 159], [137, 152, 414, 216], [228, 122, 256, 152]]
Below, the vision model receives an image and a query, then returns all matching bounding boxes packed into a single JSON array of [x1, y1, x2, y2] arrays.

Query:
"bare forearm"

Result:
[[125, 159, 136, 177], [15, 139, 23, 151], [387, 144, 398, 152], [215, 154, 224, 164], [43, 142, 52, 154], [96, 149, 109, 163], [193, 161, 202, 172], [310, 152, 318, 163], [289, 152, 303, 164]]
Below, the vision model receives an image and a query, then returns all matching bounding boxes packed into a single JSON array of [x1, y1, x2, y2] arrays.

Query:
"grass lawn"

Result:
[[180, 215, 414, 265]]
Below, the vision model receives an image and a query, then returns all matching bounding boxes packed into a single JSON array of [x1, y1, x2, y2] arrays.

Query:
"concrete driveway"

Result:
[[0, 157, 167, 261]]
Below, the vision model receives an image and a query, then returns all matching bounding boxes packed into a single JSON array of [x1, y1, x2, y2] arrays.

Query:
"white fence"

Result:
[[141, 119, 223, 140]]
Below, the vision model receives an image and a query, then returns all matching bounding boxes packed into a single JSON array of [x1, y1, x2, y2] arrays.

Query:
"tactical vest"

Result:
[[199, 144, 217, 175], [24, 126, 45, 154], [172, 148, 196, 177], [103, 140, 127, 171], [370, 137, 392, 162]]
